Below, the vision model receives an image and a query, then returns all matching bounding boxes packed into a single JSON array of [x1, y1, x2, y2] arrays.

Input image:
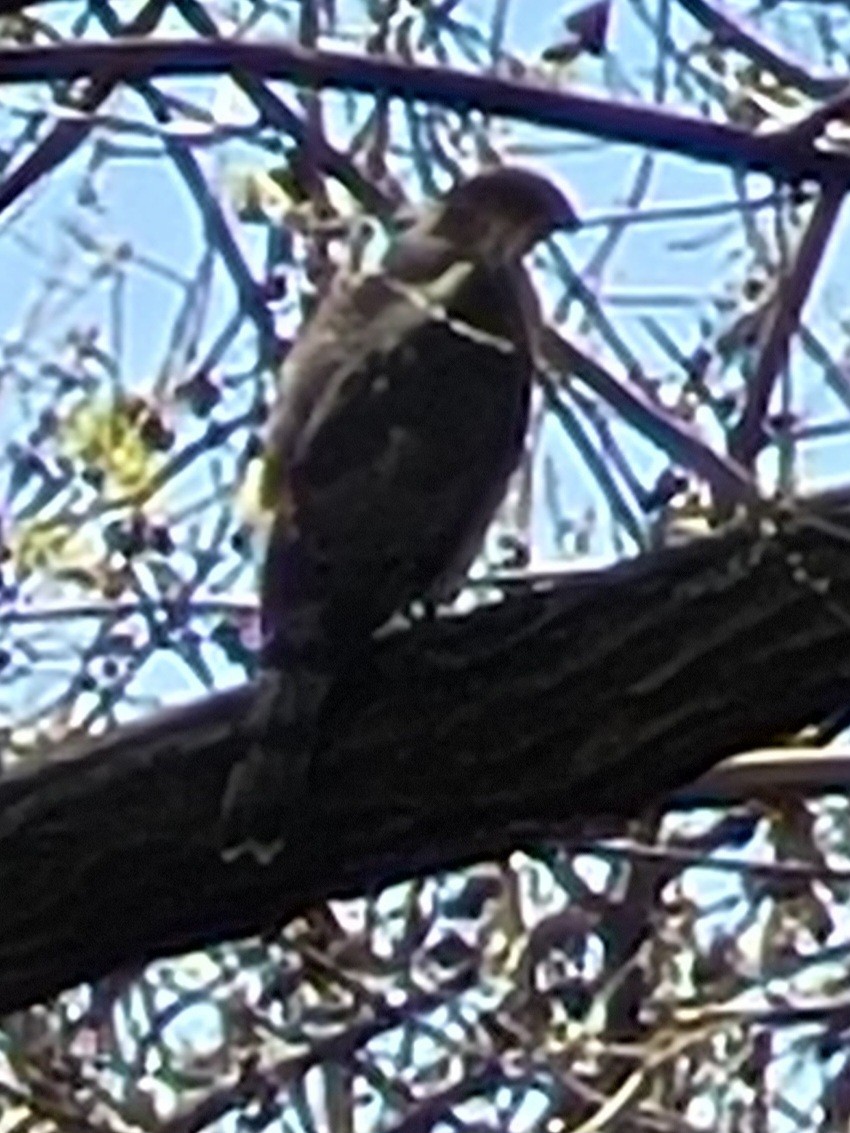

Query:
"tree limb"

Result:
[[3, 493, 850, 1014], [0, 38, 849, 184]]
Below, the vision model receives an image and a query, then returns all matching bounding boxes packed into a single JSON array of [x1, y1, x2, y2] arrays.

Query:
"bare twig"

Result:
[[678, 0, 847, 101], [731, 180, 845, 468], [0, 0, 169, 218], [540, 328, 756, 503]]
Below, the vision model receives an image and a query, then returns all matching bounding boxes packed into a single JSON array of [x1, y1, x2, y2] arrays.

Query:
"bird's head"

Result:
[[428, 166, 580, 263]]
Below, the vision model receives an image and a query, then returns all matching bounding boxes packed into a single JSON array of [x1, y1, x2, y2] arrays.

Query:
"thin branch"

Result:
[[87, 0, 275, 356], [582, 187, 811, 229], [540, 328, 756, 503], [540, 373, 647, 548], [583, 835, 850, 883], [172, 0, 396, 218], [731, 180, 845, 468], [0, 595, 255, 624], [678, 0, 847, 101], [0, 0, 169, 218], [675, 988, 850, 1028]]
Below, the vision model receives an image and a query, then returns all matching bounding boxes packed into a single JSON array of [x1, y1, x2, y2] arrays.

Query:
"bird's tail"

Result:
[[219, 661, 332, 864], [220, 509, 341, 863]]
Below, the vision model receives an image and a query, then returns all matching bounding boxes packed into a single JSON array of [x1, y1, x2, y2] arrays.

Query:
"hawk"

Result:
[[221, 166, 579, 862]]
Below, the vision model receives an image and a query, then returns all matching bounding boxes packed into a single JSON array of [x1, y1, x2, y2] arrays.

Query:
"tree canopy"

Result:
[[4, 1, 850, 1130]]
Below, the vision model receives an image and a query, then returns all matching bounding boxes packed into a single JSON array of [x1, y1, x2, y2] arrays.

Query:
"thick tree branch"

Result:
[[0, 38, 848, 184], [4, 493, 850, 1014]]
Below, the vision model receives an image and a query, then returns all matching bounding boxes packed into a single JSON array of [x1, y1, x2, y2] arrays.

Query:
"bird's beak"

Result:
[[548, 190, 581, 233], [513, 195, 581, 258]]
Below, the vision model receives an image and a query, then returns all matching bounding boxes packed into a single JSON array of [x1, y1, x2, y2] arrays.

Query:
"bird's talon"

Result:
[[221, 837, 285, 866]]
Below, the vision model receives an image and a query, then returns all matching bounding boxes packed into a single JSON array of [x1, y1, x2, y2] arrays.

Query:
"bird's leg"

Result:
[[219, 663, 330, 864]]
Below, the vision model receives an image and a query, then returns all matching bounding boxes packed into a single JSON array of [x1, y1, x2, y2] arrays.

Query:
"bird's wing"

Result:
[[259, 267, 459, 510], [260, 259, 532, 637]]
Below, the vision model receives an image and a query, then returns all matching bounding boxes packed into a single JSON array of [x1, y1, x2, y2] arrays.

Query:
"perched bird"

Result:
[[220, 166, 580, 863]]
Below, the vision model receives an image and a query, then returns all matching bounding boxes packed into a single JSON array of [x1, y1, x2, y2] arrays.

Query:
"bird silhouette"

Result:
[[220, 166, 580, 863]]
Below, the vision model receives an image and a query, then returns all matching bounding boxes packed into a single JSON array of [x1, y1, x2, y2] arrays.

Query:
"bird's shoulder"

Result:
[[259, 268, 424, 505]]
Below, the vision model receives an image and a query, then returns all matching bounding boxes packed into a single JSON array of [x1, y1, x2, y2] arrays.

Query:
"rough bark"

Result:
[[3, 493, 850, 1015]]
